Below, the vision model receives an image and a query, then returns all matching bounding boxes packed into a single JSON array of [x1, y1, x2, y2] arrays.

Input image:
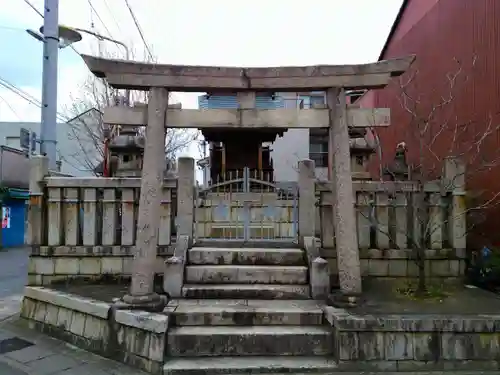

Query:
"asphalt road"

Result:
[[0, 247, 29, 299], [0, 247, 29, 323]]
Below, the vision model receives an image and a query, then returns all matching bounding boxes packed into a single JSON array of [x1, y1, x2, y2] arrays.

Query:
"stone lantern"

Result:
[[108, 128, 145, 177], [349, 129, 376, 180]]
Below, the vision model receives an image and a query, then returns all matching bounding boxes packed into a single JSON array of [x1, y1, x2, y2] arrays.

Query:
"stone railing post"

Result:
[[28, 156, 49, 251], [298, 159, 316, 243], [176, 156, 195, 242], [443, 157, 466, 258]]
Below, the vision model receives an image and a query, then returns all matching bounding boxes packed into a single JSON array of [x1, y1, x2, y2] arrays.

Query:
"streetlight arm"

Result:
[[73, 28, 129, 59]]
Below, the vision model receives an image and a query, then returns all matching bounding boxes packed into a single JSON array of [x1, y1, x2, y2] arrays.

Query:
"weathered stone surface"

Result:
[[116, 324, 151, 358], [83, 314, 107, 340], [24, 286, 111, 318], [168, 325, 333, 356], [384, 332, 414, 360], [43, 303, 59, 325], [181, 284, 310, 299], [54, 258, 79, 274], [185, 265, 307, 284], [78, 258, 102, 274], [170, 299, 323, 326], [310, 257, 330, 299], [163, 356, 339, 375], [188, 247, 305, 266], [32, 258, 55, 275], [69, 311, 86, 336], [115, 309, 169, 333], [164, 256, 184, 297], [149, 332, 166, 361], [101, 257, 123, 274]]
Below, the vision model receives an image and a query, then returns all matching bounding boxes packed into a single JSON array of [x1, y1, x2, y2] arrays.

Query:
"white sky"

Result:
[[0, 0, 403, 158]]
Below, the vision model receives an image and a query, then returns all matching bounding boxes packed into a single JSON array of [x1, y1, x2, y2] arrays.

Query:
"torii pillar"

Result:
[[122, 87, 169, 311], [327, 88, 362, 297]]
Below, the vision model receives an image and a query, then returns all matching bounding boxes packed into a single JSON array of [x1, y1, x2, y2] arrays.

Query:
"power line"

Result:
[[124, 0, 154, 60], [87, 0, 113, 38], [103, 0, 123, 35], [0, 77, 68, 123], [23, 0, 43, 17], [0, 95, 22, 121], [0, 76, 99, 172]]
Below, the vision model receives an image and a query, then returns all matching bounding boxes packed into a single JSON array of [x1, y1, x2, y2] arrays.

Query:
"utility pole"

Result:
[[40, 0, 59, 170]]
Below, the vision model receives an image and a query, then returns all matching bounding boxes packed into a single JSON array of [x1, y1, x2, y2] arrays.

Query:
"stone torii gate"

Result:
[[82, 54, 414, 309]]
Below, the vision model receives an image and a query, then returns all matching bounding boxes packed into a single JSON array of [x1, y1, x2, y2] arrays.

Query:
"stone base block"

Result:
[[164, 256, 184, 298], [20, 286, 170, 374], [323, 305, 500, 372], [310, 257, 330, 299]]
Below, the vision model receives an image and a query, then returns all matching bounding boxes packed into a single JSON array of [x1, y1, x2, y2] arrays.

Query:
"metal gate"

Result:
[[195, 167, 298, 242]]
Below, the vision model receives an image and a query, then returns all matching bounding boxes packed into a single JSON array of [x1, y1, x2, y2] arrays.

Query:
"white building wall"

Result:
[[0, 110, 102, 177], [269, 92, 309, 183]]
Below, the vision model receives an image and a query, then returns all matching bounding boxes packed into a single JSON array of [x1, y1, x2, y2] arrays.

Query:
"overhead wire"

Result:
[[0, 95, 23, 121], [123, 0, 154, 60], [103, 0, 124, 35], [87, 0, 113, 38], [0, 77, 88, 171], [22, 0, 43, 17]]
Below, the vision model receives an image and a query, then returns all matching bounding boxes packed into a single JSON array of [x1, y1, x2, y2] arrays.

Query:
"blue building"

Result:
[[1, 188, 29, 248], [198, 93, 285, 109]]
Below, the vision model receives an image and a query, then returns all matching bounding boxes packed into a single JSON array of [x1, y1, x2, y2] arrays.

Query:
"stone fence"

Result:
[[27, 156, 180, 286], [27, 155, 466, 287], [316, 157, 467, 284]]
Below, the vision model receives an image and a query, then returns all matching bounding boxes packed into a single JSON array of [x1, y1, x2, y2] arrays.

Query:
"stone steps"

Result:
[[168, 299, 324, 326], [181, 284, 311, 299], [163, 356, 339, 375], [183, 246, 309, 299], [167, 325, 333, 357], [188, 247, 305, 266], [185, 265, 308, 284]]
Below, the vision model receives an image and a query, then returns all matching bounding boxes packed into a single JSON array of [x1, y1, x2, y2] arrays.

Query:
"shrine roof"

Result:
[[80, 54, 415, 92]]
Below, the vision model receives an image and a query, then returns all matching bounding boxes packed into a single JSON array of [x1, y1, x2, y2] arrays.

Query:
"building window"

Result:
[[309, 135, 328, 167], [310, 95, 325, 108]]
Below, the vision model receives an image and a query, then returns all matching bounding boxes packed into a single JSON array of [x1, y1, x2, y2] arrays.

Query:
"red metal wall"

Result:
[[364, 0, 500, 247]]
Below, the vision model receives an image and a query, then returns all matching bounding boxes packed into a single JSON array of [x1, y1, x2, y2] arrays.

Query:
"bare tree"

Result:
[[62, 49, 197, 175], [365, 56, 500, 295]]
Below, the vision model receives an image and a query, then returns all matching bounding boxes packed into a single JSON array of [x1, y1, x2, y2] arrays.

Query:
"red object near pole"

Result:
[[103, 138, 109, 177]]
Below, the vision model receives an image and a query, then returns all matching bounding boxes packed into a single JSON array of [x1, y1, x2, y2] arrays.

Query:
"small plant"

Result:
[[468, 247, 500, 292], [396, 280, 451, 301]]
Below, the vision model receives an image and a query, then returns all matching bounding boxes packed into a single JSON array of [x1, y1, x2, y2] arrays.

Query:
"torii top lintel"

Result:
[[80, 54, 415, 92]]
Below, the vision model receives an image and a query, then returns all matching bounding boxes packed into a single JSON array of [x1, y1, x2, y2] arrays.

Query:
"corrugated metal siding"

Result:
[[371, 0, 500, 247], [198, 94, 285, 109]]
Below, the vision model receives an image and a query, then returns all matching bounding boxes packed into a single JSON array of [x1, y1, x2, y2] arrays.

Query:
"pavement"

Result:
[[0, 247, 29, 322], [0, 317, 149, 374]]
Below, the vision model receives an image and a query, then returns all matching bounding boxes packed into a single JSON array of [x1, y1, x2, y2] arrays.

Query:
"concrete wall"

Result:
[[0, 146, 30, 188]]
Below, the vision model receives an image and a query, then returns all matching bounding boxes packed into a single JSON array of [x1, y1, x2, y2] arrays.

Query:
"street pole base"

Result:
[[121, 292, 167, 313]]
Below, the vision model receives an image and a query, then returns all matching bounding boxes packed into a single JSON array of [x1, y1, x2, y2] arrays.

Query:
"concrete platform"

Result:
[[181, 284, 311, 299], [167, 299, 324, 326], [185, 265, 308, 284], [167, 325, 333, 357]]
